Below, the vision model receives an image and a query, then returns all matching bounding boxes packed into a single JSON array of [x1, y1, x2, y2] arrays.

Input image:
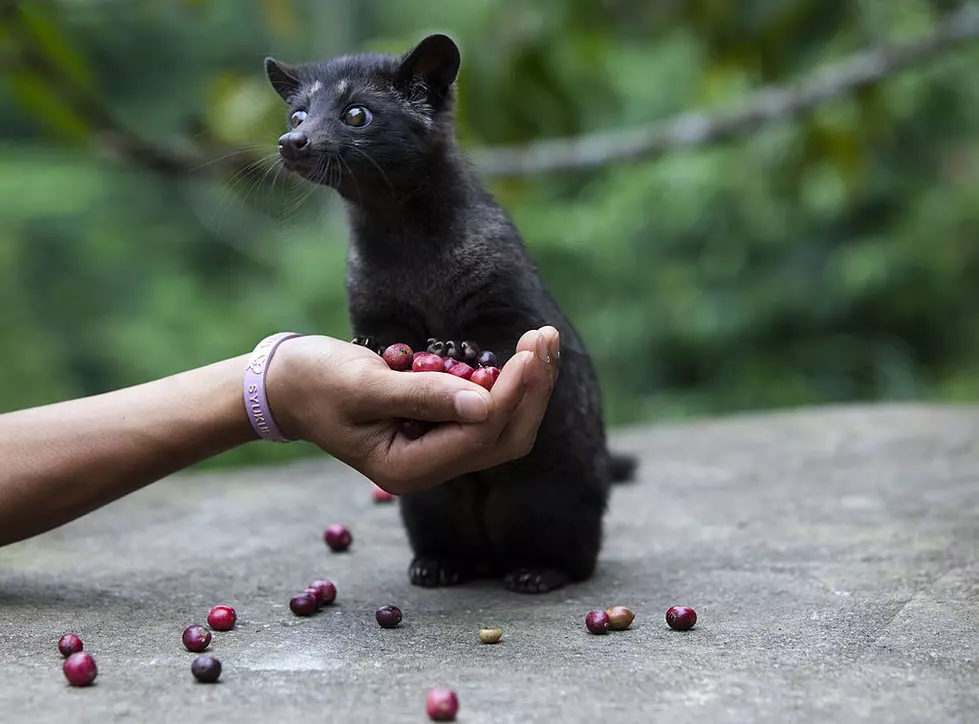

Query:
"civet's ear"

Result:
[[265, 57, 303, 101], [396, 34, 461, 105]]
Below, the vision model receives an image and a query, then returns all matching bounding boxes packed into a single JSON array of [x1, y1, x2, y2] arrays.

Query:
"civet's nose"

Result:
[[277, 131, 309, 160]]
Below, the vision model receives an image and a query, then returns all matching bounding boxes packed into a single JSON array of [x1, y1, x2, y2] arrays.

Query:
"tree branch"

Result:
[[469, 5, 979, 176]]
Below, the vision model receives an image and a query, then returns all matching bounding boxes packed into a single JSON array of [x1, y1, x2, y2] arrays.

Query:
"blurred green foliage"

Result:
[[1, 0, 978, 469]]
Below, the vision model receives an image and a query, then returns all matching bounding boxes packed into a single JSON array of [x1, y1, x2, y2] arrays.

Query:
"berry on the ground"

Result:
[[605, 606, 635, 631], [309, 579, 337, 605], [191, 655, 222, 683], [207, 605, 237, 631], [303, 588, 324, 608], [426, 686, 459, 721], [290, 592, 318, 617], [323, 523, 352, 552], [375, 605, 403, 629], [58, 634, 83, 658], [470, 366, 500, 391], [666, 605, 697, 631], [63, 652, 98, 687], [382, 343, 414, 371], [585, 609, 610, 634], [412, 353, 444, 373], [478, 627, 502, 644], [182, 625, 212, 652], [372, 484, 396, 503]]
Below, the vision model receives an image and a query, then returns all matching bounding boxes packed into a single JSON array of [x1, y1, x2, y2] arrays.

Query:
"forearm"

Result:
[[0, 355, 257, 546]]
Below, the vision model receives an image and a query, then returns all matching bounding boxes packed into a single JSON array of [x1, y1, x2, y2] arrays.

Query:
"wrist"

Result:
[[243, 332, 304, 443], [261, 335, 309, 443]]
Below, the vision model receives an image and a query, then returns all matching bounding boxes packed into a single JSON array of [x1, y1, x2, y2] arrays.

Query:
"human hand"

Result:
[[266, 327, 560, 494]]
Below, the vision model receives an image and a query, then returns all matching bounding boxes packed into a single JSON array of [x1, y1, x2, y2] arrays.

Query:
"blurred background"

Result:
[[2, 0, 978, 470]]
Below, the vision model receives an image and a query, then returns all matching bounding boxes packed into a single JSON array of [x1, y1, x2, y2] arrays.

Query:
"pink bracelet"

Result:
[[244, 332, 303, 443]]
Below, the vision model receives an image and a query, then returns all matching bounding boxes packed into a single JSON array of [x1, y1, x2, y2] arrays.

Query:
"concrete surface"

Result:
[[2, 403, 979, 723]]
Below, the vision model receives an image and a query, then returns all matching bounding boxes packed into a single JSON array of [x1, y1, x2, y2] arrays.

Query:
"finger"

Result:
[[377, 353, 535, 488], [354, 368, 493, 423], [491, 327, 559, 463]]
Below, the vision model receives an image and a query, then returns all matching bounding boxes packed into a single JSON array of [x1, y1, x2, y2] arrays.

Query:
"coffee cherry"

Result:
[[58, 634, 83, 657], [666, 605, 697, 631], [372, 483, 396, 503], [182, 625, 212, 652], [375, 605, 403, 629], [478, 627, 502, 644], [303, 587, 324, 608], [400, 419, 433, 440], [324, 523, 352, 552], [290, 593, 318, 617], [308, 579, 337, 605], [413, 351, 427, 363], [426, 338, 447, 357], [413, 353, 445, 373], [382, 343, 414, 371], [191, 655, 222, 683], [605, 606, 635, 631], [476, 350, 498, 368], [426, 686, 459, 721], [585, 609, 610, 634], [469, 367, 500, 391], [63, 651, 97, 687], [207, 605, 237, 631], [458, 341, 480, 363], [442, 357, 458, 372], [447, 362, 474, 381]]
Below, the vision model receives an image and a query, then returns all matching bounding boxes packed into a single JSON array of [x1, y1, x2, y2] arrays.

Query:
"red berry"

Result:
[[442, 357, 457, 372], [382, 343, 414, 371], [412, 351, 427, 362], [304, 587, 324, 607], [58, 634, 83, 657], [191, 655, 222, 683], [476, 350, 498, 368], [207, 605, 237, 631], [470, 366, 500, 391], [666, 605, 697, 631], [324, 523, 352, 552], [426, 686, 459, 721], [375, 605, 403, 629], [372, 484, 396, 503], [63, 652, 97, 687], [412, 353, 444, 373], [309, 579, 337, 605], [447, 362, 474, 381], [182, 625, 212, 652], [290, 592, 318, 617], [585, 609, 610, 634]]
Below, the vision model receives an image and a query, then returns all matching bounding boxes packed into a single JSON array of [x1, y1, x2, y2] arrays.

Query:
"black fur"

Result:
[[266, 34, 637, 593]]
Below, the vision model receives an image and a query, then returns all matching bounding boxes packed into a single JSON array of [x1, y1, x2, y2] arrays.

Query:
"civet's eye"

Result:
[[342, 106, 372, 128], [290, 110, 307, 128]]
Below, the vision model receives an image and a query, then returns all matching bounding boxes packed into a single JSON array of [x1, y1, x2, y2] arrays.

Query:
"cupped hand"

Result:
[[266, 327, 559, 494]]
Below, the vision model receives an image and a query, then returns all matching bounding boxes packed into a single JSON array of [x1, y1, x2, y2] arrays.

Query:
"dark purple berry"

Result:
[[324, 523, 352, 552], [470, 366, 500, 391], [447, 362, 474, 381], [376, 605, 403, 629], [585, 609, 610, 634], [290, 593, 318, 617], [476, 350, 497, 368], [309, 579, 337, 605], [207, 605, 236, 631], [303, 588, 324, 608], [666, 605, 697, 631], [182, 625, 212, 652], [191, 655, 222, 683], [458, 341, 480, 363], [400, 419, 433, 440], [58, 634, 83, 657], [63, 652, 97, 687], [382, 343, 414, 371], [426, 687, 459, 721]]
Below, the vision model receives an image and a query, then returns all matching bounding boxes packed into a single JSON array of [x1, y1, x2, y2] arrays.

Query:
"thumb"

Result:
[[359, 369, 493, 423]]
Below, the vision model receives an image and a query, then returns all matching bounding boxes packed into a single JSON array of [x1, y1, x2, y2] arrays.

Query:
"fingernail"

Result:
[[548, 330, 560, 360], [454, 390, 489, 422], [536, 332, 550, 364]]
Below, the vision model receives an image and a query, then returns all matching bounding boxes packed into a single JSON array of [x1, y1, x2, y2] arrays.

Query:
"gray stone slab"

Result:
[[2, 403, 979, 723]]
